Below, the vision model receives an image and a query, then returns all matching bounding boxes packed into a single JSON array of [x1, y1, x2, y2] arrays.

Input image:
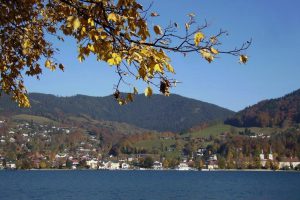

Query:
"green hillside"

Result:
[[12, 114, 58, 125]]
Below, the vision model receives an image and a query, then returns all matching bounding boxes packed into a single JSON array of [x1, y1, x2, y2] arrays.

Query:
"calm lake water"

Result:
[[0, 170, 299, 200]]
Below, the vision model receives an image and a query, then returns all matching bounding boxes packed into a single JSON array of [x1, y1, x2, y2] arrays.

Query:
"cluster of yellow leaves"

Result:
[[0, 0, 65, 107], [108, 53, 122, 66], [194, 32, 248, 65], [0, 0, 249, 107]]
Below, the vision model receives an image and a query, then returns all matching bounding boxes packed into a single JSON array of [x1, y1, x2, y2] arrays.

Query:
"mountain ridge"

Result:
[[225, 88, 300, 127], [0, 93, 235, 132]]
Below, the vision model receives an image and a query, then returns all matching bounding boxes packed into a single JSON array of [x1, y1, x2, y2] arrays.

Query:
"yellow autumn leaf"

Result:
[[22, 40, 31, 49], [88, 44, 95, 52], [240, 55, 248, 64], [78, 55, 84, 62], [151, 12, 159, 17], [66, 16, 74, 27], [185, 23, 190, 30], [49, 65, 56, 71], [194, 32, 205, 46], [100, 32, 107, 39], [154, 64, 162, 72], [107, 53, 122, 65], [45, 60, 51, 68], [88, 18, 95, 26], [81, 26, 86, 35], [107, 13, 117, 22], [153, 25, 162, 35], [18, 94, 30, 108], [210, 47, 219, 54], [205, 55, 214, 63], [127, 93, 134, 102], [166, 63, 175, 73], [138, 67, 147, 79], [210, 36, 217, 44], [118, 99, 126, 105], [133, 87, 138, 94], [144, 86, 153, 97], [73, 18, 81, 30], [200, 50, 214, 63]]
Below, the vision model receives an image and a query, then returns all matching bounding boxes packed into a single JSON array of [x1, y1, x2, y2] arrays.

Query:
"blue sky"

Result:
[[24, 0, 300, 111]]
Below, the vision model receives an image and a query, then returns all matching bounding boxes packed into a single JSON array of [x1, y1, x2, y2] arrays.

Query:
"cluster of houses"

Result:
[[0, 150, 218, 171], [1, 120, 300, 171], [55, 154, 188, 170], [0, 120, 219, 171], [0, 121, 72, 144], [52, 148, 221, 170], [249, 133, 270, 139]]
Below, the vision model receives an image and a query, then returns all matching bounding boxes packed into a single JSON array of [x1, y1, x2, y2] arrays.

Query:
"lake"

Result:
[[0, 170, 299, 200]]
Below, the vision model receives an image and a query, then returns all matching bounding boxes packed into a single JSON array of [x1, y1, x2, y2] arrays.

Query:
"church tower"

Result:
[[268, 148, 273, 160], [260, 150, 265, 160]]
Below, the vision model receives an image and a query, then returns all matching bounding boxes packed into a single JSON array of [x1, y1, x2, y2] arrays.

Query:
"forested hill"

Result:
[[0, 93, 234, 132], [225, 89, 300, 127]]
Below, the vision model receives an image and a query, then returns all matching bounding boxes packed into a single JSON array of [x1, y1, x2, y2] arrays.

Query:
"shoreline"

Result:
[[1, 168, 299, 172]]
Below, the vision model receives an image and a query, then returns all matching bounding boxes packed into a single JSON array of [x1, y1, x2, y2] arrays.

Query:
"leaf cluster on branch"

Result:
[[0, 0, 251, 107]]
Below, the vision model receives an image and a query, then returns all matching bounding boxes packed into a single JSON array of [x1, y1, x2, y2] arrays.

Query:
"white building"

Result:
[[55, 153, 67, 158], [153, 161, 163, 170], [260, 149, 273, 167], [6, 162, 16, 169], [99, 161, 120, 170], [196, 148, 206, 157], [86, 159, 98, 169], [279, 157, 300, 169], [208, 154, 218, 161], [121, 162, 130, 169], [109, 162, 120, 170], [176, 162, 190, 171], [206, 154, 218, 169]]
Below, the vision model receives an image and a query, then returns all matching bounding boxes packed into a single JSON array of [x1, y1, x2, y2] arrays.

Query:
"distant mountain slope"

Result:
[[225, 89, 300, 127], [0, 93, 234, 132]]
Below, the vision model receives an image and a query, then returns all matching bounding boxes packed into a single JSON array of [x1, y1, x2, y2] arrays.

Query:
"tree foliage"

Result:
[[0, 0, 250, 107], [225, 89, 300, 127]]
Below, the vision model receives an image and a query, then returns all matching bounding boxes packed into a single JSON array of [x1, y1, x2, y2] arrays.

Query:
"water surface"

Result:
[[0, 170, 299, 200]]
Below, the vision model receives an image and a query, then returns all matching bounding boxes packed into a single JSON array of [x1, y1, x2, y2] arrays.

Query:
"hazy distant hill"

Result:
[[225, 89, 300, 127], [0, 93, 234, 132]]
